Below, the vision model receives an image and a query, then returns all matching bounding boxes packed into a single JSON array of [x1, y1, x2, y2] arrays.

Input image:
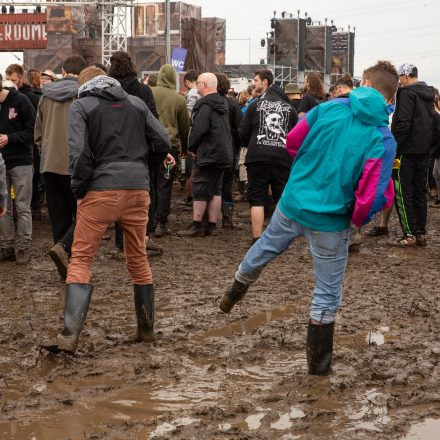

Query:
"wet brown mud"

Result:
[[1, 195, 440, 439]]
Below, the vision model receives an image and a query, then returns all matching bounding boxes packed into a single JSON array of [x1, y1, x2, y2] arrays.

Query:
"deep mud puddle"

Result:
[[2, 205, 440, 439]]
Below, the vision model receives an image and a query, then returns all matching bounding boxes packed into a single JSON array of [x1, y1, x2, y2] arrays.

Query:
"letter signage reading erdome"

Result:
[[0, 13, 47, 50]]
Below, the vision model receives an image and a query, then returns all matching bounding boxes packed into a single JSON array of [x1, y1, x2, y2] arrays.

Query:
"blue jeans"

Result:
[[236, 206, 350, 324]]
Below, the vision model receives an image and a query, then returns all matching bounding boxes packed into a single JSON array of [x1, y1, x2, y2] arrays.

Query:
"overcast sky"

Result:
[[1, 0, 439, 88], [195, 0, 440, 89]]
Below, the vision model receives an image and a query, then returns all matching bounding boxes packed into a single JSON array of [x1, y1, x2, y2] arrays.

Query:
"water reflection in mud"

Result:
[[403, 418, 440, 440], [197, 305, 297, 340]]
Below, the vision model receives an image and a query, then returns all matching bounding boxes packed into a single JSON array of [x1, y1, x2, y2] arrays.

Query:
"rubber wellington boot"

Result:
[[134, 284, 154, 342], [306, 321, 335, 375], [219, 279, 249, 313], [56, 283, 93, 353]]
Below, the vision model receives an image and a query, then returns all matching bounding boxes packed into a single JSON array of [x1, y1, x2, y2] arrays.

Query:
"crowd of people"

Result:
[[0, 53, 439, 374]]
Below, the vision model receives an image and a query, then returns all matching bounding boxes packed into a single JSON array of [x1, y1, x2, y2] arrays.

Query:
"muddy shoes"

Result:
[[49, 242, 69, 280], [0, 248, 15, 262], [134, 284, 155, 342], [306, 321, 335, 375], [219, 279, 249, 313], [55, 283, 93, 353]]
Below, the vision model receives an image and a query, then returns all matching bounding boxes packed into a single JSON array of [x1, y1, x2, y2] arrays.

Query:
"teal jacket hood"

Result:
[[349, 86, 389, 127]]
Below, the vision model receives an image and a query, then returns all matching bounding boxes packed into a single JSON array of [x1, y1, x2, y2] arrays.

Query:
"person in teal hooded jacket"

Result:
[[218, 61, 399, 376]]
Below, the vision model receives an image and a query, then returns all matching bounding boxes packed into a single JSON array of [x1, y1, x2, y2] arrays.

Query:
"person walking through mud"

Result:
[[35, 56, 87, 279], [219, 61, 399, 376], [46, 67, 173, 354]]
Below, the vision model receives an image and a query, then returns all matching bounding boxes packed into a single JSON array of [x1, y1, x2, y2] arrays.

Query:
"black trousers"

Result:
[[43, 172, 76, 253], [393, 153, 428, 236], [221, 152, 238, 204], [155, 147, 179, 225], [147, 160, 158, 234]]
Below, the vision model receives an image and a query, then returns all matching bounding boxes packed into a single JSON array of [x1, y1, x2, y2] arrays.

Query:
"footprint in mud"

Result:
[[149, 417, 199, 438], [270, 406, 306, 430]]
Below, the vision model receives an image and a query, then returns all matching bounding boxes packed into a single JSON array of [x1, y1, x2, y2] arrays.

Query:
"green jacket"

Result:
[[151, 64, 190, 153]]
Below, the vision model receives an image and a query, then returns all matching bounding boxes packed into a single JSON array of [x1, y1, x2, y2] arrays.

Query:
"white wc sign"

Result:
[[171, 48, 188, 73]]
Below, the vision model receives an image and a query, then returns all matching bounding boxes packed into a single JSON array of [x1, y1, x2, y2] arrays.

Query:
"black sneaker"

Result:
[[365, 226, 389, 237], [177, 224, 205, 237], [0, 248, 15, 262], [155, 223, 173, 238], [205, 224, 218, 236]]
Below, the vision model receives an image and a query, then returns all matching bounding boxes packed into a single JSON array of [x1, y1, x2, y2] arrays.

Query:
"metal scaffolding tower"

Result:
[[100, 1, 129, 67], [0, 0, 131, 66]]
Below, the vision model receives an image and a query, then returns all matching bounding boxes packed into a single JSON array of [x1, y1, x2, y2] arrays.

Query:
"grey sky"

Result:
[[1, 0, 439, 88], [195, 0, 440, 89]]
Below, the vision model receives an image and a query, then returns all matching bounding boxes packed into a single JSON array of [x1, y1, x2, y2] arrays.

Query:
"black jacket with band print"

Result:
[[68, 76, 171, 199], [240, 84, 298, 169]]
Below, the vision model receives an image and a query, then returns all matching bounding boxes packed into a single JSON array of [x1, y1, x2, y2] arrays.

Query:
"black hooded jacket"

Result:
[[18, 84, 40, 111], [225, 95, 242, 156], [240, 84, 298, 169], [391, 82, 435, 155], [188, 92, 233, 169], [0, 88, 36, 169], [431, 111, 440, 159], [115, 76, 159, 119]]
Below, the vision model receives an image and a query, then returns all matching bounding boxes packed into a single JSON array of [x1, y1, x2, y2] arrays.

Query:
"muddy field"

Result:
[[1, 191, 440, 440]]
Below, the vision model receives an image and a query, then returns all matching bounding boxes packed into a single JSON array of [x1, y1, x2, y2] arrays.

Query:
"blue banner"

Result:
[[171, 48, 187, 72]]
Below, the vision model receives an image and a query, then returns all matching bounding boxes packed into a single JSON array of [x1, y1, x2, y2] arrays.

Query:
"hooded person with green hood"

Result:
[[151, 64, 190, 236]]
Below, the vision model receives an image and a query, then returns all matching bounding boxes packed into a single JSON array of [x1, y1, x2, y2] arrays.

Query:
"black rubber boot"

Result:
[[219, 279, 249, 313], [56, 283, 93, 353], [306, 321, 335, 375], [134, 284, 154, 342]]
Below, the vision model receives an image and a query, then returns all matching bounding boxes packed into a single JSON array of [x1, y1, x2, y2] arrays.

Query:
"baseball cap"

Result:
[[397, 63, 417, 77]]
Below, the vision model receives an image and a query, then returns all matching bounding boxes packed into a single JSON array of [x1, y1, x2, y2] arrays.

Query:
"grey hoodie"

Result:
[[35, 77, 78, 175], [42, 77, 78, 102]]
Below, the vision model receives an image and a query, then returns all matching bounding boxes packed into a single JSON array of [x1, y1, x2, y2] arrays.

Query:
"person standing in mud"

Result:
[[240, 69, 298, 244], [177, 72, 233, 237], [0, 76, 36, 265], [108, 51, 163, 256], [389, 64, 437, 247], [151, 64, 190, 237], [47, 67, 173, 354], [219, 61, 399, 376], [0, 153, 6, 218]]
